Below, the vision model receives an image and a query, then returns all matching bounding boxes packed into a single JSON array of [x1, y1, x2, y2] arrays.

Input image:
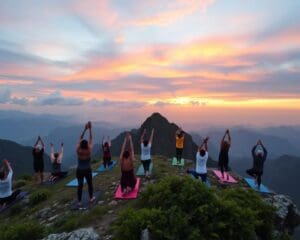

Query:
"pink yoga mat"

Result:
[[115, 178, 140, 199], [213, 170, 238, 183]]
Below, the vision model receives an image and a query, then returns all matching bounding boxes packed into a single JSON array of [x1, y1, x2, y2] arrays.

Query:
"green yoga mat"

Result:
[[172, 157, 184, 166], [136, 163, 153, 176]]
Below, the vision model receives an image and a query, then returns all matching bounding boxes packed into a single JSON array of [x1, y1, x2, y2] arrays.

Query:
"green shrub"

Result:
[[0, 221, 45, 240], [18, 174, 32, 181], [13, 179, 27, 188], [113, 176, 276, 240], [9, 204, 23, 216], [29, 189, 50, 205]]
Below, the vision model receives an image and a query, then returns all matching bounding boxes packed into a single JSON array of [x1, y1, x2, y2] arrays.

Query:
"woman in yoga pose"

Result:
[[218, 129, 231, 180], [120, 133, 137, 195], [140, 128, 154, 179], [76, 122, 95, 206]]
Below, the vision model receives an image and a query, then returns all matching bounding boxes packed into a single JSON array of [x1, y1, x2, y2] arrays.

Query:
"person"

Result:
[[120, 133, 137, 195], [102, 136, 112, 168], [32, 136, 45, 184], [76, 122, 95, 206], [140, 128, 154, 179], [218, 129, 231, 180], [0, 159, 21, 210], [187, 137, 209, 183], [246, 140, 268, 189], [49, 142, 67, 182], [175, 127, 185, 164]]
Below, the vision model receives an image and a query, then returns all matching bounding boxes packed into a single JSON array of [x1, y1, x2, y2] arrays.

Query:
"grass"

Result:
[[0, 155, 263, 238]]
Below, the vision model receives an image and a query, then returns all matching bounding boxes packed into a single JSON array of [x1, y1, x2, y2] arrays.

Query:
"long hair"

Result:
[[54, 153, 59, 163], [0, 166, 5, 180], [80, 139, 89, 149], [200, 149, 206, 157], [123, 150, 130, 159], [221, 141, 230, 151]]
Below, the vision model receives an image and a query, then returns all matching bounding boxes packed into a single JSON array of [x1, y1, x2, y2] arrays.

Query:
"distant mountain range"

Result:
[[99, 112, 218, 167]]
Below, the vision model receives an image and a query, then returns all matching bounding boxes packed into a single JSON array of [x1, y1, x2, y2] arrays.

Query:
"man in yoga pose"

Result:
[[76, 122, 95, 206], [140, 128, 154, 179], [120, 133, 137, 195], [0, 159, 21, 210], [246, 140, 268, 189], [175, 127, 185, 164], [33, 136, 45, 184], [102, 136, 112, 168], [218, 129, 231, 180], [187, 137, 209, 183], [49, 142, 67, 182]]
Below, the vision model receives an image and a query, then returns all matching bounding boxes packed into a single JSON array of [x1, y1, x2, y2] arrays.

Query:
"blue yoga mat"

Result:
[[70, 191, 102, 210], [136, 163, 153, 176], [66, 172, 98, 187], [0, 191, 28, 214], [244, 178, 272, 193], [96, 160, 117, 172]]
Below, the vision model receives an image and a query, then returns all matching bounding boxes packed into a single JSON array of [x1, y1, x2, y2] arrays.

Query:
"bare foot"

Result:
[[90, 196, 96, 203]]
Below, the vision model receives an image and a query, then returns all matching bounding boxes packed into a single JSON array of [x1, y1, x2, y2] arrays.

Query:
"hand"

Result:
[[87, 121, 92, 129], [61, 143, 64, 147], [84, 123, 89, 130], [226, 129, 229, 133]]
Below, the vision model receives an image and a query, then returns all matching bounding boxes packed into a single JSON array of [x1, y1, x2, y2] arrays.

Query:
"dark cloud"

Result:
[[36, 91, 84, 106]]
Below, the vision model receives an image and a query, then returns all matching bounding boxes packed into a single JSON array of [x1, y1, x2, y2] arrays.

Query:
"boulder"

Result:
[[43, 228, 100, 240]]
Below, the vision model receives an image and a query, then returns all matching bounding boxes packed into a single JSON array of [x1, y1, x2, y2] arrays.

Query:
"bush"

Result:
[[29, 189, 50, 206], [13, 179, 27, 188], [18, 174, 32, 181], [113, 176, 275, 240], [0, 221, 45, 240]]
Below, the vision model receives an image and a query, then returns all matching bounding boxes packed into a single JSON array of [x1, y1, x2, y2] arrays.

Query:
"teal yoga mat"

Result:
[[136, 163, 153, 176]]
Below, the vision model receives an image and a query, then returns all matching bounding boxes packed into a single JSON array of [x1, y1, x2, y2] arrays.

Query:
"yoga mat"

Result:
[[43, 172, 68, 186], [96, 160, 117, 172], [66, 172, 98, 187], [0, 191, 28, 214], [136, 163, 153, 176], [115, 178, 140, 199], [70, 191, 102, 210], [172, 157, 184, 166], [244, 178, 272, 193], [213, 170, 238, 183]]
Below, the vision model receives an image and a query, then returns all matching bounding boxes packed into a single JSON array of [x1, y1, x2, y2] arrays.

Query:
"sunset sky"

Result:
[[1, 0, 300, 128]]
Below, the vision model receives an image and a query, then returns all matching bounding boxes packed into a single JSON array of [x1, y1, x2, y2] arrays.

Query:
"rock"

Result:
[[43, 227, 101, 240], [97, 200, 104, 205], [35, 207, 52, 219], [108, 210, 114, 214], [48, 214, 59, 222], [264, 194, 300, 234], [108, 200, 117, 206]]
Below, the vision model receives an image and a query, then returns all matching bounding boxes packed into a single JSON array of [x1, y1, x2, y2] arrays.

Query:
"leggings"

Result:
[[246, 169, 263, 187], [76, 168, 93, 202], [219, 163, 229, 175], [103, 156, 112, 168], [141, 159, 151, 172], [176, 148, 183, 162], [0, 189, 21, 205]]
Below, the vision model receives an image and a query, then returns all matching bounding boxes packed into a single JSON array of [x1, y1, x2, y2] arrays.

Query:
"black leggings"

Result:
[[176, 148, 183, 162], [246, 169, 263, 187], [0, 189, 21, 205], [103, 156, 112, 168], [76, 168, 93, 202], [219, 162, 229, 175], [141, 159, 151, 172]]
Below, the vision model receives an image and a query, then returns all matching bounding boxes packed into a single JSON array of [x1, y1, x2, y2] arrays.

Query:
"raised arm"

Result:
[[50, 143, 55, 162], [3, 159, 12, 172], [260, 141, 268, 160], [120, 134, 127, 160], [88, 122, 93, 148], [39, 137, 45, 148], [227, 129, 231, 145], [149, 129, 154, 144], [140, 129, 146, 143], [251, 144, 257, 159], [108, 136, 111, 147], [220, 131, 227, 146], [198, 137, 209, 151], [34, 136, 40, 147], [129, 134, 135, 159], [102, 136, 105, 146], [77, 124, 88, 149]]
